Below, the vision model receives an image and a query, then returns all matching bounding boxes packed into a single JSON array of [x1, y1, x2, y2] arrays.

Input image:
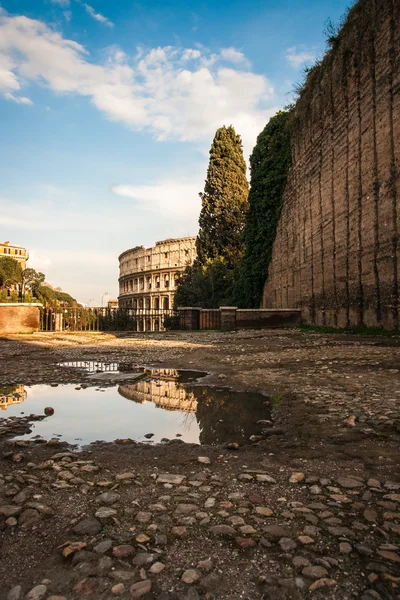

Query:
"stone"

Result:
[[228, 515, 245, 526], [263, 525, 291, 540], [111, 571, 136, 582], [328, 526, 354, 538], [289, 473, 305, 484], [18, 509, 41, 529], [157, 474, 185, 485], [256, 474, 276, 483], [96, 491, 120, 505], [279, 537, 297, 551], [95, 507, 117, 520], [182, 569, 202, 584], [111, 584, 126, 595], [209, 524, 236, 537], [113, 545, 135, 557], [293, 556, 310, 568], [336, 477, 364, 489], [0, 506, 22, 517], [116, 472, 135, 481], [150, 562, 165, 574], [130, 580, 152, 598], [175, 503, 198, 514], [133, 553, 156, 566], [302, 566, 328, 579], [136, 534, 150, 543], [240, 525, 256, 535], [339, 542, 352, 554], [7, 586, 22, 600], [185, 588, 201, 600], [309, 579, 337, 591], [199, 573, 220, 591], [44, 407, 54, 416], [376, 550, 400, 563], [235, 537, 256, 548], [343, 415, 356, 428], [26, 585, 47, 599], [73, 516, 102, 535], [198, 456, 211, 464], [255, 506, 273, 517], [94, 539, 112, 553], [298, 536, 314, 545], [136, 512, 152, 523]]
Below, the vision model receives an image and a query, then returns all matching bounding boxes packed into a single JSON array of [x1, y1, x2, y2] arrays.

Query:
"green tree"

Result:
[[0, 257, 23, 290], [22, 268, 45, 294], [174, 257, 236, 309], [235, 111, 292, 307], [196, 125, 249, 269], [36, 285, 56, 306]]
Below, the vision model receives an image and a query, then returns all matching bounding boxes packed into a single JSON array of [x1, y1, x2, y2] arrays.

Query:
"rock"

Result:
[[44, 407, 54, 416], [256, 474, 276, 483], [171, 526, 187, 538], [111, 584, 126, 595], [112, 545, 135, 557], [6, 517, 17, 527], [336, 477, 364, 489], [227, 443, 239, 450], [144, 433, 154, 438], [209, 525, 236, 537], [355, 543, 373, 556], [344, 415, 356, 428], [328, 526, 354, 538], [97, 555, 113, 576], [136, 512, 152, 523], [293, 556, 310, 568], [263, 525, 291, 540], [26, 585, 47, 599], [73, 516, 102, 535], [136, 534, 150, 543], [94, 539, 113, 553], [150, 562, 165, 574], [235, 537, 256, 548], [309, 579, 337, 591], [96, 507, 117, 520], [130, 580, 152, 598], [7, 586, 22, 600], [298, 536, 314, 545], [255, 506, 273, 517], [185, 588, 201, 600], [95, 491, 120, 505], [157, 474, 185, 485], [339, 542, 352, 554], [376, 550, 400, 562], [18, 509, 41, 529], [182, 569, 202, 584], [289, 473, 305, 484], [279, 537, 297, 551], [0, 506, 22, 518], [240, 525, 256, 535], [302, 566, 328, 579], [175, 503, 198, 514], [228, 515, 245, 526], [309, 485, 322, 495], [198, 456, 211, 464], [111, 571, 136, 582], [199, 573, 221, 591], [133, 553, 156, 566], [115, 472, 135, 481]]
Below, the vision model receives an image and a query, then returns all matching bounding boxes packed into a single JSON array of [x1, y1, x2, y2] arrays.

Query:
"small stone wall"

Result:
[[0, 304, 42, 334], [178, 307, 301, 330]]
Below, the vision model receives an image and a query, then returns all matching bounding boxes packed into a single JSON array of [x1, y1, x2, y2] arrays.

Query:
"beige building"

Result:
[[0, 241, 29, 270], [118, 237, 196, 330]]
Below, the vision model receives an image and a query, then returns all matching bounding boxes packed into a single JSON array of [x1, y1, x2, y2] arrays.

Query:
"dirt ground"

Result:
[[1, 329, 400, 600]]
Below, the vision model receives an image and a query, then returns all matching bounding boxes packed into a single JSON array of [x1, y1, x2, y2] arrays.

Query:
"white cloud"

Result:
[[0, 11, 276, 156], [112, 178, 202, 222], [4, 92, 33, 104], [83, 3, 114, 28], [286, 46, 317, 69], [49, 0, 70, 6]]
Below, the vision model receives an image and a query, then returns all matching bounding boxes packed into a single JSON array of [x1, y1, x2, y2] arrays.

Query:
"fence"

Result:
[[199, 309, 221, 330], [178, 307, 302, 331], [39, 307, 176, 332]]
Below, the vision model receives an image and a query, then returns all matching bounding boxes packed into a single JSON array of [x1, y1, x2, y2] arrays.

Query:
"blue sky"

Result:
[[0, 0, 350, 304]]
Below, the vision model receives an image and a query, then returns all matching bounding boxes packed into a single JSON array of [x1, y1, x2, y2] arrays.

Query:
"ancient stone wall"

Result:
[[263, 0, 400, 329], [0, 304, 41, 334]]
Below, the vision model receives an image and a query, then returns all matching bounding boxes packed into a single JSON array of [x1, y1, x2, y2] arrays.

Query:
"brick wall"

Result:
[[263, 0, 400, 329], [0, 304, 41, 334]]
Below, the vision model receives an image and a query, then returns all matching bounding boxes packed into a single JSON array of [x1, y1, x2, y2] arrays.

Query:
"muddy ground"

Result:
[[0, 329, 400, 600]]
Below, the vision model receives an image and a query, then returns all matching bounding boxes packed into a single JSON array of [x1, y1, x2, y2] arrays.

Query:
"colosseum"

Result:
[[118, 237, 196, 331]]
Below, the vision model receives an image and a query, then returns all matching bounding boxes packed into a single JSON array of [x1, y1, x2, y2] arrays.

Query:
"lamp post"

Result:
[[101, 292, 109, 308]]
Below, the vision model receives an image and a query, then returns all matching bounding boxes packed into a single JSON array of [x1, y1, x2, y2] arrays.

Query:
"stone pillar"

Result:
[[220, 306, 237, 330], [178, 307, 201, 330], [54, 312, 63, 332]]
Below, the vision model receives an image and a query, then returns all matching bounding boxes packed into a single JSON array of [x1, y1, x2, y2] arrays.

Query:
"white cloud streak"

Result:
[[0, 11, 277, 156], [286, 45, 316, 69], [83, 3, 114, 28], [49, 0, 70, 6]]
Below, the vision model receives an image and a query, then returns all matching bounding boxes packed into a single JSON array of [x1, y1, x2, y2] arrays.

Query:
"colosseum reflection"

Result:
[[119, 369, 197, 412], [0, 385, 26, 411], [118, 237, 196, 331]]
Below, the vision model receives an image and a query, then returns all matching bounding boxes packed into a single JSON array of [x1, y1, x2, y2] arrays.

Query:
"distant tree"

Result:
[[35, 285, 56, 306], [0, 257, 22, 290], [235, 111, 292, 307], [22, 268, 45, 295], [174, 258, 236, 309], [196, 125, 249, 269]]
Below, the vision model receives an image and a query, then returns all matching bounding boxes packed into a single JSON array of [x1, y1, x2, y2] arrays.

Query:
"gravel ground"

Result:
[[0, 329, 399, 600]]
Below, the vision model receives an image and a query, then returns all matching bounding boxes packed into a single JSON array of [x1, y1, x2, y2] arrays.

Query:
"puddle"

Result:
[[0, 370, 271, 446]]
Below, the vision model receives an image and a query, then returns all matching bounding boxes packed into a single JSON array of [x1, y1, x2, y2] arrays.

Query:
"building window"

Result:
[[164, 252, 168, 258], [185, 249, 189, 256], [154, 297, 160, 310], [145, 298, 150, 309], [163, 297, 169, 310]]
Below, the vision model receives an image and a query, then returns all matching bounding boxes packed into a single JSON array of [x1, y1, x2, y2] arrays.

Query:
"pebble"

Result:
[[302, 566, 328, 579], [7, 586, 22, 600], [198, 457, 211, 464], [73, 516, 101, 535], [26, 585, 47, 599], [289, 473, 305, 484], [182, 569, 202, 584], [130, 580, 152, 598], [150, 562, 165, 574]]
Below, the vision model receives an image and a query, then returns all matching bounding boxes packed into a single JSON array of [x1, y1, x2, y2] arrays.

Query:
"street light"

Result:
[[101, 292, 109, 308]]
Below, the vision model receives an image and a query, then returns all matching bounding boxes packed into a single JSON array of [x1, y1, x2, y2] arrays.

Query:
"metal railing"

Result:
[[39, 307, 177, 332]]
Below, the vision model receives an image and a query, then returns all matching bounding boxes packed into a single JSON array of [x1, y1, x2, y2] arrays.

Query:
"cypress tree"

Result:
[[236, 111, 291, 307], [196, 126, 249, 269]]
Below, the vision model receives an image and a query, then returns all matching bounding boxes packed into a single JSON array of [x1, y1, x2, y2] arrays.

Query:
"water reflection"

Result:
[[0, 385, 26, 411], [0, 370, 271, 446]]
